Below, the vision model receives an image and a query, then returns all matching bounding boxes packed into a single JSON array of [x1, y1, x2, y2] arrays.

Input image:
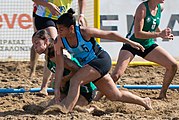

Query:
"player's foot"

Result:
[[143, 97, 153, 110], [36, 88, 48, 96], [158, 92, 167, 100]]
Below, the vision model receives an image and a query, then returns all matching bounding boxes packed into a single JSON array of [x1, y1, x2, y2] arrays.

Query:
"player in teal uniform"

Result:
[[32, 30, 96, 106], [51, 8, 153, 113], [30, 0, 87, 96], [111, 0, 177, 99]]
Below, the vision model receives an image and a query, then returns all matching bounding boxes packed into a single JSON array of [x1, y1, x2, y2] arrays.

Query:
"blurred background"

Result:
[[0, 0, 178, 62]]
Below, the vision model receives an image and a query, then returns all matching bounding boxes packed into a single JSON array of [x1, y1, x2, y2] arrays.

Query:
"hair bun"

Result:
[[67, 8, 75, 14]]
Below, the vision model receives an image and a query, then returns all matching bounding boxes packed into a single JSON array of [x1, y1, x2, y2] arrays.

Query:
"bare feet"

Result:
[[158, 93, 167, 100], [36, 88, 48, 96], [143, 97, 153, 110]]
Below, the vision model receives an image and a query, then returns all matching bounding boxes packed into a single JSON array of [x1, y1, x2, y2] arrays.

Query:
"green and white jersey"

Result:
[[126, 1, 161, 48]]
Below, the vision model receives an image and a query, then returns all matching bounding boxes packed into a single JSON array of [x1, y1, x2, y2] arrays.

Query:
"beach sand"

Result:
[[0, 61, 179, 120]]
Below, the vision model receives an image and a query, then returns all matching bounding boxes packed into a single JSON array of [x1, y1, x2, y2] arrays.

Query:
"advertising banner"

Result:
[[0, 0, 34, 60], [0, 0, 178, 61]]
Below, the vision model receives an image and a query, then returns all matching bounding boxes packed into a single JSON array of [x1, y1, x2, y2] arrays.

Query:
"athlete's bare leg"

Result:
[[144, 46, 178, 99]]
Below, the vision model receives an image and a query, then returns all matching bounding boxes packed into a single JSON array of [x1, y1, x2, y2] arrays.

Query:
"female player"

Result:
[[32, 29, 97, 108], [111, 0, 178, 99], [51, 8, 152, 113], [31, 0, 87, 95]]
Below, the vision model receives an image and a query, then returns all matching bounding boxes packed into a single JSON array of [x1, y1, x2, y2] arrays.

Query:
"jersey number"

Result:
[[151, 19, 157, 30], [81, 44, 90, 52]]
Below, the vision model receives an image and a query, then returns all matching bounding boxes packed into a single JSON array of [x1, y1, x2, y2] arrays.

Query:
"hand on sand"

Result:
[[144, 97, 153, 110], [158, 92, 167, 100]]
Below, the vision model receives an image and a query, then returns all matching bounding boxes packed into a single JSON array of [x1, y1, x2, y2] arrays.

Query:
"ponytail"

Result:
[[67, 8, 75, 14], [57, 8, 76, 27]]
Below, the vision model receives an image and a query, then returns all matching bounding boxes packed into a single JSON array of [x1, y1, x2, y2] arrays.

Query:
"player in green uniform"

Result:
[[111, 0, 177, 99], [32, 30, 96, 107]]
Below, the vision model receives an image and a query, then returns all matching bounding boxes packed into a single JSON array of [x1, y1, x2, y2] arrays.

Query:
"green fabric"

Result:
[[70, 56, 82, 67], [80, 82, 96, 93], [47, 57, 96, 93], [126, 1, 161, 48], [47, 59, 70, 76]]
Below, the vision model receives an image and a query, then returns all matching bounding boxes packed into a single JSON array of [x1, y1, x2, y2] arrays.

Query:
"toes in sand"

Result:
[[144, 97, 153, 110]]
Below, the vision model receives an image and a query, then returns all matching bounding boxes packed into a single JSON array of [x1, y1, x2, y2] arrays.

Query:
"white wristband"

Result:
[[80, 14, 85, 17]]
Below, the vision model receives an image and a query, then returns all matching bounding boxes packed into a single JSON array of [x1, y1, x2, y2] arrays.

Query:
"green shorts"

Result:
[[61, 81, 96, 103]]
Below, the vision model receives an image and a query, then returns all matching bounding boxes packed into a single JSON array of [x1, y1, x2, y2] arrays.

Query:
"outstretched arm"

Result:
[[81, 27, 145, 51], [54, 36, 65, 103], [40, 61, 52, 96]]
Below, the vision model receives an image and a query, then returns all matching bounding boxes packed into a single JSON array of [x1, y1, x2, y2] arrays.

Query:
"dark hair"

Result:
[[32, 31, 37, 38], [56, 8, 76, 27], [32, 29, 50, 40]]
